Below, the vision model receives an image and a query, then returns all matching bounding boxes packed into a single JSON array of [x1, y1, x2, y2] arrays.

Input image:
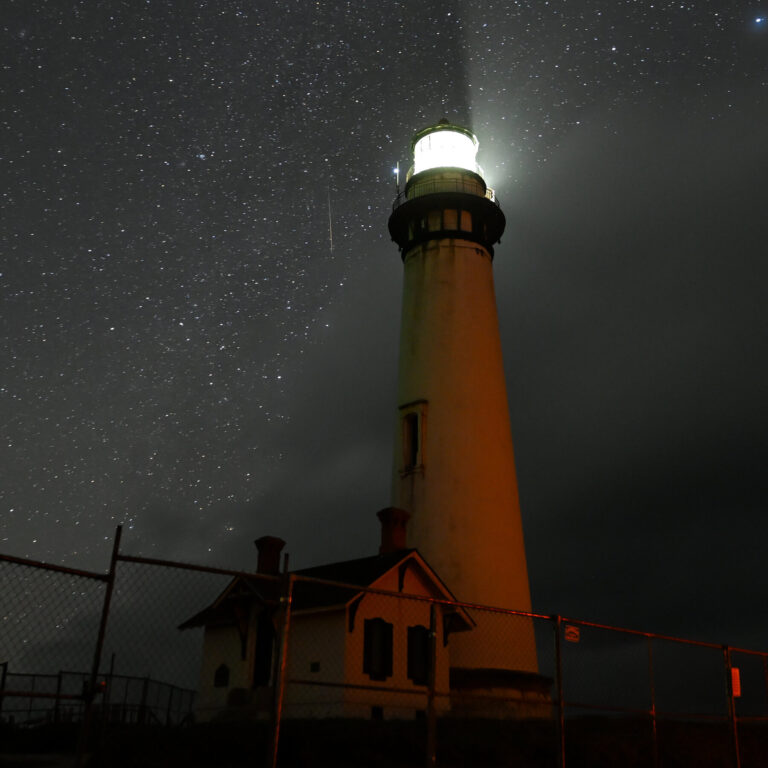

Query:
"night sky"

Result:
[[3, 2, 768, 649]]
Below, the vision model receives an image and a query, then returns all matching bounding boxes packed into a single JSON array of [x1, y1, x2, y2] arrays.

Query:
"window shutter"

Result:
[[382, 621, 393, 678], [407, 625, 430, 686]]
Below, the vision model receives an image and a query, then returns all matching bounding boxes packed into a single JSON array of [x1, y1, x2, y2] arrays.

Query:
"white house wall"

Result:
[[343, 567, 451, 719], [195, 625, 251, 721], [192, 560, 460, 721], [283, 565, 453, 720], [283, 610, 348, 718]]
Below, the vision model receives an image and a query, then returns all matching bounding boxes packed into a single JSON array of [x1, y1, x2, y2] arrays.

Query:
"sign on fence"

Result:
[[564, 625, 580, 643], [731, 667, 741, 697]]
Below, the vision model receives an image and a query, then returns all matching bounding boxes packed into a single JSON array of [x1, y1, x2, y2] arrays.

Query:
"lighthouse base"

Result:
[[448, 667, 553, 719]]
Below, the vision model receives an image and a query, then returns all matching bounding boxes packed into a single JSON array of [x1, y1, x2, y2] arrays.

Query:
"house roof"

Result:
[[291, 549, 418, 612], [179, 548, 473, 631], [178, 573, 281, 630], [294, 548, 417, 582]]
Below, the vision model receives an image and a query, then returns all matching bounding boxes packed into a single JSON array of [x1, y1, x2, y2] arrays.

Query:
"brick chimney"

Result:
[[377, 507, 410, 554], [254, 535, 286, 575]]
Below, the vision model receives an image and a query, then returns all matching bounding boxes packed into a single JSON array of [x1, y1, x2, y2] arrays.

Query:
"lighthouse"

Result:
[[388, 120, 538, 680]]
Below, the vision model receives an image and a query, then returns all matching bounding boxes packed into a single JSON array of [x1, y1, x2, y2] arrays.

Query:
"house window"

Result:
[[252, 612, 274, 687], [407, 625, 432, 686], [363, 618, 393, 681], [214, 663, 230, 688]]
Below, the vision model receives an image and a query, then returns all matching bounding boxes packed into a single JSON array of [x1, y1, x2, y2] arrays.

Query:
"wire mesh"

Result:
[[560, 622, 651, 714], [0, 557, 107, 760], [555, 621, 655, 768], [0, 559, 105, 726], [290, 583, 437, 713], [4, 544, 768, 767], [277, 576, 435, 765], [103, 559, 233, 692], [93, 557, 281, 766], [650, 639, 734, 768], [651, 637, 728, 717], [436, 606, 558, 768], [730, 649, 768, 768]]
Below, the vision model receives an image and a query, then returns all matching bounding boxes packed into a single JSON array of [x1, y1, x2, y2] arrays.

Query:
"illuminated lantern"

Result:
[[411, 121, 480, 175]]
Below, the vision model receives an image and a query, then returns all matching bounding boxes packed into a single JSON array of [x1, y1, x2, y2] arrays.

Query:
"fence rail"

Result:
[[0, 670, 195, 726], [2, 527, 766, 767]]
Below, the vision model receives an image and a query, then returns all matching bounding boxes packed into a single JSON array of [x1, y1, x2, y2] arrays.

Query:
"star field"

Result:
[[2, 0, 767, 640]]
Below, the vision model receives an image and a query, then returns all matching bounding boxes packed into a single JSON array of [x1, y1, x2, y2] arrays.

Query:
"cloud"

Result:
[[495, 96, 768, 644]]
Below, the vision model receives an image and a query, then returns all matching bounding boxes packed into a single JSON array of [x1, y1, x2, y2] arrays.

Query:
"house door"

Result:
[[253, 611, 275, 687]]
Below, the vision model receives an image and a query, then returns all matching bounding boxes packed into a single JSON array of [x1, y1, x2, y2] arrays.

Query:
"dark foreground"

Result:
[[2, 717, 765, 767]]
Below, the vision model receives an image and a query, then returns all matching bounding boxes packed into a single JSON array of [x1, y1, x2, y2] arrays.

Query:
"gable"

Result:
[[178, 574, 280, 630]]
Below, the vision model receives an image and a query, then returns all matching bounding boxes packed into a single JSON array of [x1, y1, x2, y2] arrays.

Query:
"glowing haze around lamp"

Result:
[[411, 121, 483, 178]]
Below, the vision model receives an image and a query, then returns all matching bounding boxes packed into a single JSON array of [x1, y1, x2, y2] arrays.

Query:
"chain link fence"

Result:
[[2, 528, 767, 767], [0, 552, 107, 760]]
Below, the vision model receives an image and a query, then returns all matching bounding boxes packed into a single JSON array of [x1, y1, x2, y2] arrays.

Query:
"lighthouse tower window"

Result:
[[403, 412, 420, 471], [400, 402, 426, 474]]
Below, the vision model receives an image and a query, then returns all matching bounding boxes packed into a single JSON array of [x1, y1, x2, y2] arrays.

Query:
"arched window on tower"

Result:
[[400, 401, 427, 474], [403, 413, 419, 471]]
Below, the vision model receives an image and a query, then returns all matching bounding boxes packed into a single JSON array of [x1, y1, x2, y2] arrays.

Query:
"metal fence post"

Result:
[[122, 675, 130, 723], [165, 684, 174, 726], [763, 656, 768, 729], [426, 603, 438, 768], [269, 573, 294, 768], [138, 676, 150, 724], [724, 645, 742, 768], [0, 661, 7, 721], [54, 671, 63, 724], [76, 524, 122, 767], [28, 672, 35, 719], [647, 636, 659, 768], [553, 616, 566, 768], [104, 652, 115, 724]]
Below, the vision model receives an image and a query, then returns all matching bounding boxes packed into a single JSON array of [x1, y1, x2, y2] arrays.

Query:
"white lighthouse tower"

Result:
[[388, 120, 539, 684]]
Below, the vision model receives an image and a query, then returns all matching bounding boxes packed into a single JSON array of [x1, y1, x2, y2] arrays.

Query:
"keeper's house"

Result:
[[180, 508, 473, 721]]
